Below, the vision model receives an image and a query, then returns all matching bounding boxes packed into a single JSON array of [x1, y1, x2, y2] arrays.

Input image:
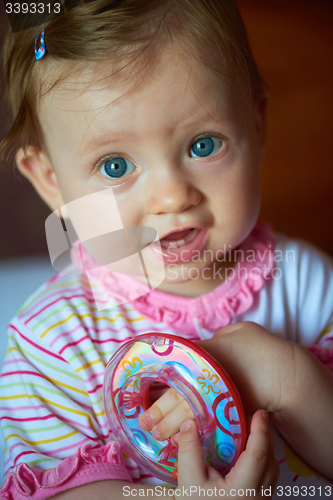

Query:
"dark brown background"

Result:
[[0, 0, 332, 259]]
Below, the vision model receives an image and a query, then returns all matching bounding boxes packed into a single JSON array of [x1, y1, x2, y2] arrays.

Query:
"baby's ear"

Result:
[[254, 94, 269, 146], [16, 146, 66, 213]]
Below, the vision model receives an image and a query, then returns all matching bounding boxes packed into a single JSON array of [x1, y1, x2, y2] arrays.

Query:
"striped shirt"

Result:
[[1, 228, 333, 497]]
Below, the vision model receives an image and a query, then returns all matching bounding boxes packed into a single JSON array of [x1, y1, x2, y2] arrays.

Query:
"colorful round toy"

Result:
[[103, 333, 247, 485]]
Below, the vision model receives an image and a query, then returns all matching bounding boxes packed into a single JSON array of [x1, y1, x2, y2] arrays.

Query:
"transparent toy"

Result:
[[103, 333, 247, 485]]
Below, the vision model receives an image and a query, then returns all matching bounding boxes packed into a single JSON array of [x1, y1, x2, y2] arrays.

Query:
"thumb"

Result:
[[177, 419, 206, 486]]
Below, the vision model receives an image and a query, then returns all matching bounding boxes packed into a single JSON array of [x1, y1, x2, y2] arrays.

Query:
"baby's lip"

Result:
[[150, 227, 210, 264], [157, 226, 204, 241]]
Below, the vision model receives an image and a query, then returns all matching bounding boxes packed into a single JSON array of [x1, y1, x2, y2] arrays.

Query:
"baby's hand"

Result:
[[139, 387, 194, 443], [176, 410, 279, 500]]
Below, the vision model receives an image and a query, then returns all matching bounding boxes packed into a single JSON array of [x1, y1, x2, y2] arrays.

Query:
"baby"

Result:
[[0, 0, 333, 499]]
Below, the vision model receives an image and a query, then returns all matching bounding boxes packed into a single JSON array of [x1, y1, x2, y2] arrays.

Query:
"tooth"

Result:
[[167, 239, 185, 247]]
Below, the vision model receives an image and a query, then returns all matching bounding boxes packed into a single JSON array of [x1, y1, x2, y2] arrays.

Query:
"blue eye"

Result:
[[100, 157, 135, 179], [190, 137, 223, 158]]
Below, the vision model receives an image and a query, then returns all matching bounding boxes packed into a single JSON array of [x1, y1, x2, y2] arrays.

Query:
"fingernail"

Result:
[[153, 428, 161, 440], [261, 410, 268, 421], [181, 420, 191, 432], [142, 412, 153, 427], [171, 433, 179, 446]]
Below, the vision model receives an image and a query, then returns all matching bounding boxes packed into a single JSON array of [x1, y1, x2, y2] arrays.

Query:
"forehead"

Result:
[[39, 45, 240, 160]]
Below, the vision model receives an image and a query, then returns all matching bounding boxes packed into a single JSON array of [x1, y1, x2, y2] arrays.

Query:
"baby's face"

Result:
[[39, 44, 264, 295]]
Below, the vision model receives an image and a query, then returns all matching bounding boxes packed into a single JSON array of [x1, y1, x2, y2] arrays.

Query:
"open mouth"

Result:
[[150, 227, 209, 264], [159, 228, 199, 249]]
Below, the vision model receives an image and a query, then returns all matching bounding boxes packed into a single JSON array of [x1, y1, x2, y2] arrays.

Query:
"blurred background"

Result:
[[0, 0, 332, 259]]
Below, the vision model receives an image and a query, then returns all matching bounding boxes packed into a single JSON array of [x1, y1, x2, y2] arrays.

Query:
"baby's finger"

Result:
[[152, 399, 194, 441], [177, 419, 206, 486], [139, 387, 189, 431]]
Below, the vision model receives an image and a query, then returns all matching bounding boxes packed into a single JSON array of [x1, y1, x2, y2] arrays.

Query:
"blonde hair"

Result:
[[0, 0, 264, 168]]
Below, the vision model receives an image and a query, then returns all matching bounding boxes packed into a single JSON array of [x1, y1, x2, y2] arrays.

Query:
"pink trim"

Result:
[[71, 221, 276, 334], [0, 442, 132, 500], [307, 345, 333, 371]]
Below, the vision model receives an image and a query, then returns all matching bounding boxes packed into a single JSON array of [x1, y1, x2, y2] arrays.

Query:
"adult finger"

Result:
[[260, 427, 280, 496], [177, 419, 206, 486], [261, 458, 280, 497], [228, 410, 270, 490], [260, 415, 280, 489]]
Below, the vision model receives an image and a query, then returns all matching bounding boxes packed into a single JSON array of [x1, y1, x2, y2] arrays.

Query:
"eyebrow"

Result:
[[80, 114, 224, 157], [80, 133, 125, 157]]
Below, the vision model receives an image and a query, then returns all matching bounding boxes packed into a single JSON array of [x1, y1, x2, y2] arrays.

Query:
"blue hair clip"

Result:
[[34, 29, 46, 61]]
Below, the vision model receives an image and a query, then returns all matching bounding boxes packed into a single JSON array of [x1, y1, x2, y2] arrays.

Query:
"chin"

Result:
[[163, 259, 212, 284]]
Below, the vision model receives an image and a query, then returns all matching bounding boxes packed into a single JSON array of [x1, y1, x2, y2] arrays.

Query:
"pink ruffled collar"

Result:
[[71, 221, 276, 334]]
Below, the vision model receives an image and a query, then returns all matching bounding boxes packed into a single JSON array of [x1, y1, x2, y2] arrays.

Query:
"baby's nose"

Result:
[[147, 169, 201, 215]]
